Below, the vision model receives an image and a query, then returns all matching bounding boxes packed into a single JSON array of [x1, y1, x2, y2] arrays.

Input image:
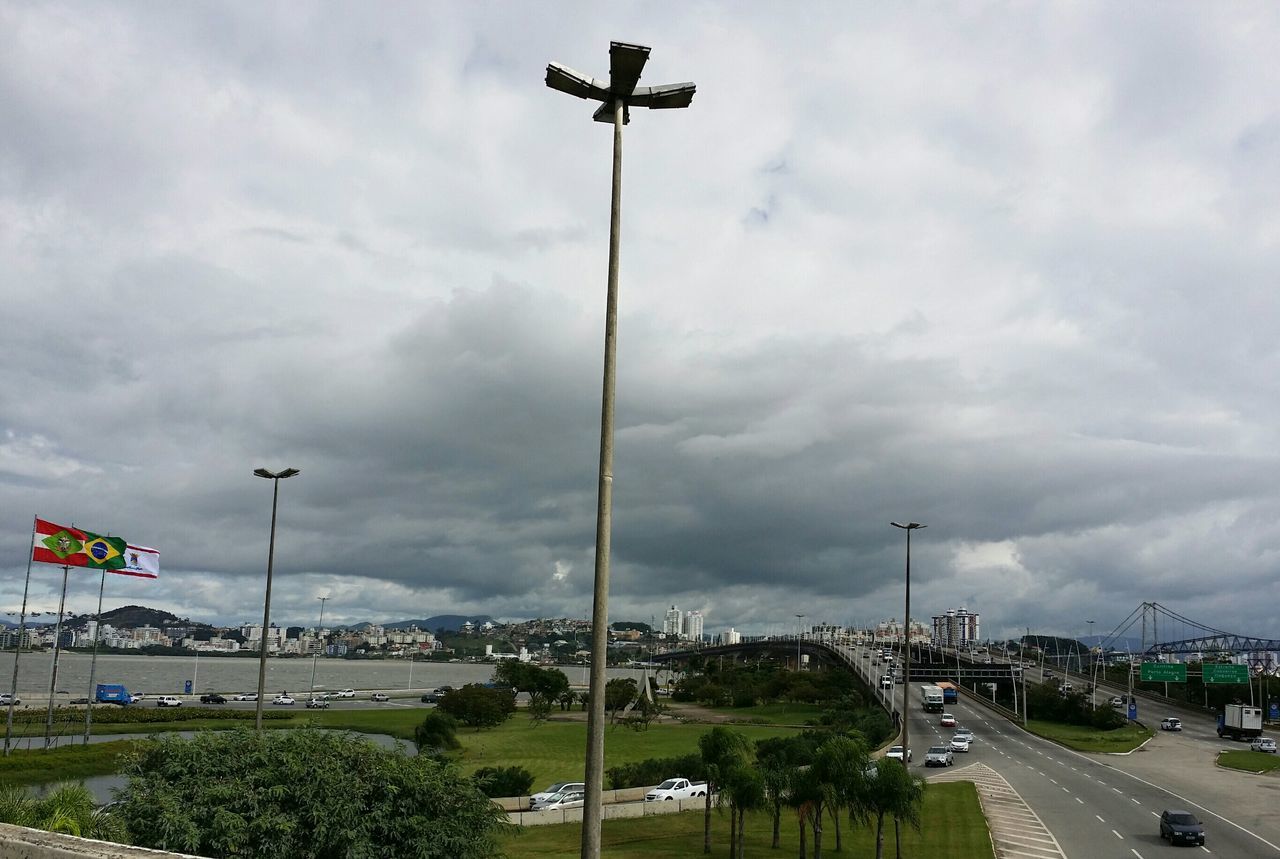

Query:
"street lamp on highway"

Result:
[[309, 596, 329, 702], [1086, 619, 1096, 708], [545, 41, 695, 859], [891, 521, 926, 768], [796, 613, 805, 671], [253, 466, 299, 730]]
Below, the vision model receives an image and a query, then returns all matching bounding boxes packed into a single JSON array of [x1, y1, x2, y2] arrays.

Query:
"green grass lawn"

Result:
[[693, 702, 827, 725], [1024, 720, 1152, 753], [0, 740, 140, 787], [502, 781, 992, 858], [1217, 750, 1280, 773]]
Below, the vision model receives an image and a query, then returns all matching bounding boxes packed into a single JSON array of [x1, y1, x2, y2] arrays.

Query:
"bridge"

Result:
[[1108, 602, 1280, 667]]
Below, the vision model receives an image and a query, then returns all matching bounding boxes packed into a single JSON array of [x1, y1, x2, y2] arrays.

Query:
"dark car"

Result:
[[421, 685, 454, 703], [1160, 810, 1205, 846], [200, 693, 227, 705]]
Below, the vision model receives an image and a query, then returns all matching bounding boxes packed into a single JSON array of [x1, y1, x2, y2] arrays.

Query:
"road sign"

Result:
[[1128, 701, 1138, 721], [1140, 662, 1186, 683], [1270, 701, 1279, 721], [184, 680, 192, 694], [1202, 664, 1248, 684]]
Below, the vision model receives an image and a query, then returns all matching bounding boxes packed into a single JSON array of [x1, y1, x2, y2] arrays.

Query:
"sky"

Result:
[[3, 2, 1280, 644]]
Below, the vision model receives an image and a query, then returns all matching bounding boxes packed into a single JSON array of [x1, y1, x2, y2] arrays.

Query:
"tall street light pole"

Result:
[[309, 596, 329, 701], [1086, 619, 1096, 709], [253, 467, 299, 730], [891, 522, 925, 768], [546, 41, 694, 859], [796, 613, 805, 672]]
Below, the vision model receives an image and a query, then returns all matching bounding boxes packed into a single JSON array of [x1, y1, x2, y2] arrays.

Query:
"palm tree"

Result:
[[812, 734, 870, 853], [721, 766, 767, 859], [0, 782, 124, 842], [755, 749, 793, 849], [863, 759, 925, 859], [699, 726, 751, 855]]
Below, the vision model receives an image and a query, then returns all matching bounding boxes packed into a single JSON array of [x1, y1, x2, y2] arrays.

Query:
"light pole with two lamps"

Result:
[[253, 467, 299, 731], [891, 521, 925, 768], [544, 41, 695, 859]]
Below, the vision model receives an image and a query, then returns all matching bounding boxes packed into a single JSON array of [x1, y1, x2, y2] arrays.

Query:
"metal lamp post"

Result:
[[309, 596, 328, 701], [891, 522, 925, 767], [253, 467, 299, 730], [796, 613, 805, 671], [1086, 619, 1096, 708], [545, 41, 695, 859]]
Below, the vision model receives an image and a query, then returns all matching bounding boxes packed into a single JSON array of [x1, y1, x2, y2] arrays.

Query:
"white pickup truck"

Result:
[[644, 777, 708, 801]]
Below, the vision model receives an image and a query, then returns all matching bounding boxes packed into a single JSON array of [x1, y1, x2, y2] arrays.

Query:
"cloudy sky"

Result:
[[3, 3, 1280, 643]]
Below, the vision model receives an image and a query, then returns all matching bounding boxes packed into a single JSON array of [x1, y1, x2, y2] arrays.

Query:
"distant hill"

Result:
[[81, 605, 205, 629], [385, 615, 492, 632]]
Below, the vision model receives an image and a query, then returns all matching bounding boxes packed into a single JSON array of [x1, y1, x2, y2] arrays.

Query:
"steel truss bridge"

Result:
[[1108, 602, 1280, 670]]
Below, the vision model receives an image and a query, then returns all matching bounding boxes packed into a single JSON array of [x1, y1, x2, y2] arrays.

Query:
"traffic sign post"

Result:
[[1128, 701, 1138, 721], [1140, 662, 1186, 683], [1202, 664, 1248, 684]]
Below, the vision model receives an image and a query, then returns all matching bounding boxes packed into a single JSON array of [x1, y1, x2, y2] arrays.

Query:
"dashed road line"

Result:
[[930, 763, 1066, 859]]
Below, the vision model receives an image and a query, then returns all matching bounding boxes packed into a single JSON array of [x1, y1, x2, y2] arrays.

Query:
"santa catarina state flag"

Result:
[[32, 518, 128, 570], [118, 545, 160, 579]]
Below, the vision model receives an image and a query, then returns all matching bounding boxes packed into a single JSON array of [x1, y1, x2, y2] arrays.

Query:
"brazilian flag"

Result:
[[81, 530, 127, 570]]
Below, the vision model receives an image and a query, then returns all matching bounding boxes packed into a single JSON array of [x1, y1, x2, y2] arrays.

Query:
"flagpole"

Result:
[[83, 566, 107, 743], [43, 564, 70, 748], [4, 517, 37, 757]]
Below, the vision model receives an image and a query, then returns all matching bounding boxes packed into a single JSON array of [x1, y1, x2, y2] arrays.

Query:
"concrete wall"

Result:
[[507, 795, 708, 827], [0, 824, 206, 859]]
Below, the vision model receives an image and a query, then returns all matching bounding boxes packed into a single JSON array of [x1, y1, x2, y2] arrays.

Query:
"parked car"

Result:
[[1160, 717, 1182, 732], [940, 713, 956, 728], [272, 695, 295, 706], [155, 696, 182, 707], [305, 697, 329, 709], [949, 735, 971, 753], [200, 693, 227, 704], [924, 746, 954, 767], [530, 781, 585, 809], [232, 692, 257, 701], [1, 693, 22, 706], [1159, 809, 1205, 846], [371, 692, 390, 702], [644, 777, 707, 801], [335, 689, 356, 699], [1250, 737, 1277, 753], [885, 745, 912, 762]]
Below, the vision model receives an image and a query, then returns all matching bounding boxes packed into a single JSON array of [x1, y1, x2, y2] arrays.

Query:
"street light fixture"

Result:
[[891, 522, 926, 768], [796, 613, 805, 672], [1086, 619, 1096, 708], [545, 41, 695, 859], [309, 596, 329, 701], [253, 467, 299, 730]]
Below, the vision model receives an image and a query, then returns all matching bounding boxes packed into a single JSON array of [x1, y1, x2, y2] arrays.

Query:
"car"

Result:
[[200, 693, 227, 704], [1109, 696, 1124, 708], [1044, 669, 1054, 678], [538, 790, 585, 811], [924, 746, 954, 767], [129, 693, 145, 704], [885, 745, 912, 762], [1250, 737, 1277, 753], [155, 696, 182, 707], [1160, 717, 1182, 732], [335, 689, 356, 699], [0, 693, 19, 706], [879, 676, 892, 689], [953, 728, 976, 744], [949, 735, 971, 753], [272, 695, 295, 706], [530, 781, 586, 808], [420, 690, 441, 703], [940, 713, 957, 728], [371, 692, 390, 702], [305, 696, 329, 709], [69, 697, 89, 705], [232, 692, 257, 701], [1159, 809, 1205, 846]]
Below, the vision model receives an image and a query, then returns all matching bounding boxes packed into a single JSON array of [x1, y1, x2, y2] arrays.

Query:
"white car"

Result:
[[233, 692, 258, 701], [336, 689, 356, 699], [1109, 696, 1125, 708], [272, 695, 295, 706], [0, 693, 20, 706], [1160, 717, 1182, 732], [885, 745, 912, 762], [953, 728, 976, 745], [305, 697, 329, 709], [1250, 737, 1277, 753], [537, 790, 585, 811], [371, 692, 390, 702], [924, 746, 954, 767], [949, 735, 971, 753], [155, 695, 182, 707], [129, 693, 146, 704], [940, 713, 957, 728], [530, 782, 585, 808]]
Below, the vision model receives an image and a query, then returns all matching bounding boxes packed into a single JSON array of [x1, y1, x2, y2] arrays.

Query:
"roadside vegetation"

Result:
[[1021, 680, 1151, 752], [1217, 750, 1280, 774]]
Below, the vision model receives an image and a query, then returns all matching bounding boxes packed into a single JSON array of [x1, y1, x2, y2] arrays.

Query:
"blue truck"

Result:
[[95, 683, 132, 705]]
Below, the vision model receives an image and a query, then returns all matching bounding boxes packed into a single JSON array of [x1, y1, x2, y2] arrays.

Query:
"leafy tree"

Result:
[[493, 662, 570, 724], [862, 758, 925, 859], [698, 726, 751, 855], [721, 765, 766, 859], [414, 710, 461, 753], [812, 735, 869, 854], [472, 765, 535, 798], [114, 728, 507, 858], [604, 677, 638, 722], [0, 782, 124, 842], [438, 683, 516, 729]]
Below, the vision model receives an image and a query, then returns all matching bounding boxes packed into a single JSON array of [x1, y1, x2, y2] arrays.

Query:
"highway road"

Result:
[[898, 670, 1280, 856]]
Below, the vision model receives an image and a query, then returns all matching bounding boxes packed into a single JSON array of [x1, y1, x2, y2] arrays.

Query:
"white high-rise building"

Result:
[[931, 607, 980, 648], [663, 605, 683, 637], [684, 610, 704, 642], [721, 628, 741, 645]]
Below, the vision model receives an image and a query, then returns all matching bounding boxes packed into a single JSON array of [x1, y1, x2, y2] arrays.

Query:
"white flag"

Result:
[[117, 545, 160, 579]]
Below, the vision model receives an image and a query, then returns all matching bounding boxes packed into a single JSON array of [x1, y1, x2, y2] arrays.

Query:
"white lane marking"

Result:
[[1096, 815, 1106, 822], [1131, 797, 1140, 804], [1113, 829, 1123, 839], [1132, 851, 1144, 858], [929, 763, 1067, 859], [1075, 797, 1084, 804]]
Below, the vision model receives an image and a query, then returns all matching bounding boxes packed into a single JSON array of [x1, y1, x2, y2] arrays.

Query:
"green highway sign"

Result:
[[1140, 662, 1187, 683], [1203, 664, 1249, 684]]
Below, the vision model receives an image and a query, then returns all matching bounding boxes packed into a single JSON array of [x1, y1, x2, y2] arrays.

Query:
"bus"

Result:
[[919, 684, 944, 712], [935, 681, 959, 704]]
